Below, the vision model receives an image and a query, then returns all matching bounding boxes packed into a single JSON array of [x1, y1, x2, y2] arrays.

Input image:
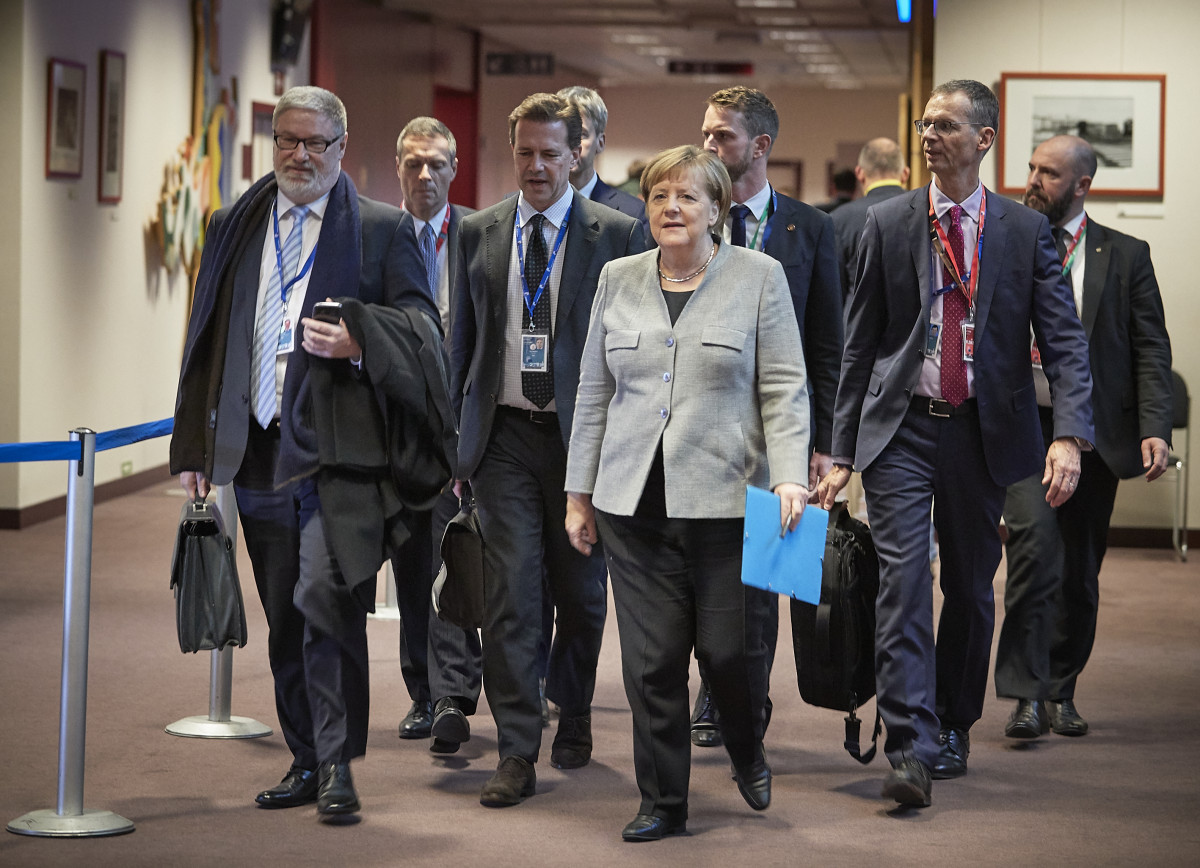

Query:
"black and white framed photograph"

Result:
[[46, 58, 86, 179], [98, 50, 126, 203], [998, 73, 1166, 198]]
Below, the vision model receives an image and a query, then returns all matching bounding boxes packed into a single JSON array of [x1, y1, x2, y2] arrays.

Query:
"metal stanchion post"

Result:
[[369, 560, 402, 621], [8, 429, 134, 837], [165, 484, 271, 739]]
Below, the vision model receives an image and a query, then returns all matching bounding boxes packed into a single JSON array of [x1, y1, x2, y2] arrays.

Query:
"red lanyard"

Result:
[[1060, 215, 1087, 275], [928, 186, 986, 311], [434, 206, 451, 256]]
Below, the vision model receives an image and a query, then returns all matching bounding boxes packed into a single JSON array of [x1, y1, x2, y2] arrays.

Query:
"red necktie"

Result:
[[940, 205, 969, 407]]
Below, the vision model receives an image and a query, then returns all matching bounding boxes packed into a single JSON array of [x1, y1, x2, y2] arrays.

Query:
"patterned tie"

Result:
[[940, 205, 969, 407], [730, 204, 752, 247], [521, 213, 554, 408], [419, 221, 438, 296], [251, 205, 308, 427]]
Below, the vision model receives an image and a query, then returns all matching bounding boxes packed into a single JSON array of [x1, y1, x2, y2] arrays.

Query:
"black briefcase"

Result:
[[432, 496, 485, 630], [169, 499, 248, 653], [791, 502, 880, 763]]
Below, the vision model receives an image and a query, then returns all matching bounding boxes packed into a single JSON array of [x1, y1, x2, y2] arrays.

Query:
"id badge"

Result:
[[924, 323, 940, 359], [277, 318, 295, 355], [961, 319, 976, 362], [521, 331, 550, 372], [1030, 337, 1043, 369]]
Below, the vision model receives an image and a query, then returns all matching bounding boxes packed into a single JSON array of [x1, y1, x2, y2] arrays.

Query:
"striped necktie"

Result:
[[419, 221, 438, 295], [251, 205, 308, 428]]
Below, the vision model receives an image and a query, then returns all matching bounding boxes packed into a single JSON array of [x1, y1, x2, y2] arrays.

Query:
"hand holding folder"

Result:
[[741, 485, 828, 604]]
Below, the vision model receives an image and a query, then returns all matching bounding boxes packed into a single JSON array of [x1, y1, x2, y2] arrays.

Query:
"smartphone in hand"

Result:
[[311, 301, 343, 324]]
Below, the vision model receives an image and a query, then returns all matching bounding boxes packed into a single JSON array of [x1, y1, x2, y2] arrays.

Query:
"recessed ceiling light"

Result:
[[735, 0, 797, 8]]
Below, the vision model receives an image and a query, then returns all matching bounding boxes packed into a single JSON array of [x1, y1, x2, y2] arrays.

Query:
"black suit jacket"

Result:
[[761, 191, 843, 455], [833, 186, 1094, 485], [1074, 217, 1172, 479], [450, 190, 646, 479], [591, 176, 650, 243], [832, 183, 907, 298]]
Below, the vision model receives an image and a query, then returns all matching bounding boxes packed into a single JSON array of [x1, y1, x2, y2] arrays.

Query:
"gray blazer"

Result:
[[565, 241, 810, 518]]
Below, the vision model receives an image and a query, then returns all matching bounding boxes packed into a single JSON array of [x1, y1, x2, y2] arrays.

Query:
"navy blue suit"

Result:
[[832, 185, 1094, 769], [590, 176, 650, 245]]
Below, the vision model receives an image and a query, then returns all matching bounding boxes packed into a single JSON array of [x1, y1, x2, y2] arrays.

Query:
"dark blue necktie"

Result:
[[730, 204, 752, 248]]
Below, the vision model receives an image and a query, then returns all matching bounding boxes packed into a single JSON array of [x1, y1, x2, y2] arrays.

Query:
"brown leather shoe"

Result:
[[550, 713, 592, 769], [1047, 699, 1089, 736], [479, 756, 536, 807]]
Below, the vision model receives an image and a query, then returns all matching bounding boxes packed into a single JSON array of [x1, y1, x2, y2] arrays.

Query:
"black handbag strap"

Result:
[[843, 704, 881, 765]]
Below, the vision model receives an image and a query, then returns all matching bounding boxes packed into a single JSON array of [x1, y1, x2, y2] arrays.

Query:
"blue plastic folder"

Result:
[[740, 486, 828, 605]]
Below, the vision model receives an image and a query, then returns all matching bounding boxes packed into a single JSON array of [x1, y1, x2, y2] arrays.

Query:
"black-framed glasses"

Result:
[[913, 120, 977, 137], [273, 133, 343, 154]]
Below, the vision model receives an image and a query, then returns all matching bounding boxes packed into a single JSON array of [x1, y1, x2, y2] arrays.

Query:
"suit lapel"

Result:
[[556, 191, 600, 333], [1079, 218, 1108, 338], [972, 190, 1008, 341], [484, 199, 517, 329], [908, 187, 932, 314]]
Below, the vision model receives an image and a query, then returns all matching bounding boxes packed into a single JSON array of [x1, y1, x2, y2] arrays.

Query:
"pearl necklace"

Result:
[[658, 242, 716, 283]]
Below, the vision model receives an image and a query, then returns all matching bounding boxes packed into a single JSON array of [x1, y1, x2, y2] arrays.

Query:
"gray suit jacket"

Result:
[[565, 242, 810, 518]]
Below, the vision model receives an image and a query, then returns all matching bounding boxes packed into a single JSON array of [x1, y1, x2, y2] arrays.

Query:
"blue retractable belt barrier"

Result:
[[0, 418, 173, 464]]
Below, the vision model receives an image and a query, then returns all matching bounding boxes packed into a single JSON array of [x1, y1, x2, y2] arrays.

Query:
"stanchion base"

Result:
[[165, 715, 273, 739], [8, 808, 134, 837], [368, 604, 402, 621]]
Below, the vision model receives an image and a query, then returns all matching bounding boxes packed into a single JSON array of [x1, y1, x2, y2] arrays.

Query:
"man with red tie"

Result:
[[817, 80, 1094, 808]]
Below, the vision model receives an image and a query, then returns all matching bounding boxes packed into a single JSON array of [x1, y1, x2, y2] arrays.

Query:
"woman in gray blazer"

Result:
[[564, 146, 810, 841]]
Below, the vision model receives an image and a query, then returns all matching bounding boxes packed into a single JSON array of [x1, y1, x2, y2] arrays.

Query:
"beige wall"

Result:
[[936, 0, 1193, 528], [8, 0, 281, 510]]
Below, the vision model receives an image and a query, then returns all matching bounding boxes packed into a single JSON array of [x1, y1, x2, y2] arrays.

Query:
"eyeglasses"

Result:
[[273, 133, 343, 154], [913, 120, 977, 137]]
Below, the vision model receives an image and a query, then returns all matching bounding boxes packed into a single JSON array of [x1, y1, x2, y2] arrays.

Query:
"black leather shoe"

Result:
[[733, 758, 772, 811], [690, 681, 722, 748], [398, 700, 433, 739], [480, 756, 536, 807], [621, 813, 687, 842], [1005, 699, 1049, 739], [1047, 699, 1089, 736], [550, 713, 592, 769], [431, 697, 471, 746], [255, 766, 318, 808], [316, 762, 360, 815], [931, 727, 970, 779], [881, 759, 932, 807]]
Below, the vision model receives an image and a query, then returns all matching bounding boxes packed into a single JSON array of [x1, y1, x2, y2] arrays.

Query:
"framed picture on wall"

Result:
[[98, 50, 126, 203], [46, 58, 86, 179], [998, 72, 1166, 198]]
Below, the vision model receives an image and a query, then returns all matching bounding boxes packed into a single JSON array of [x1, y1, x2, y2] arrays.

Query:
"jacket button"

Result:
[[663, 373, 671, 382], [659, 408, 668, 419], [666, 337, 674, 347]]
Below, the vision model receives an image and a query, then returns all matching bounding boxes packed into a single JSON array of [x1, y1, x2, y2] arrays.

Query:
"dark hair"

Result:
[[931, 79, 999, 130], [397, 116, 457, 162], [507, 93, 582, 151], [832, 168, 857, 194], [707, 86, 779, 153]]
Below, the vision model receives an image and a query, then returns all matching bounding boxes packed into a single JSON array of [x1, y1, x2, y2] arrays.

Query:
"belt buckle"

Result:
[[927, 399, 952, 418]]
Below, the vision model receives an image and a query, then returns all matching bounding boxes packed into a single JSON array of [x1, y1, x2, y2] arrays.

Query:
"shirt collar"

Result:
[[930, 180, 983, 224], [735, 182, 772, 219], [1060, 210, 1086, 237], [517, 184, 575, 230], [405, 201, 450, 236], [276, 189, 331, 221], [575, 172, 600, 200]]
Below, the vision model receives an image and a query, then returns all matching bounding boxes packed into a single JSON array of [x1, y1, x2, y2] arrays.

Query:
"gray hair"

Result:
[[557, 86, 608, 137], [273, 86, 347, 137], [397, 116, 457, 161], [857, 138, 905, 178], [931, 79, 998, 130]]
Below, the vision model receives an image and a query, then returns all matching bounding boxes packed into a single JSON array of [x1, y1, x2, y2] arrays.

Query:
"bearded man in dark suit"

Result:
[[996, 134, 1172, 741]]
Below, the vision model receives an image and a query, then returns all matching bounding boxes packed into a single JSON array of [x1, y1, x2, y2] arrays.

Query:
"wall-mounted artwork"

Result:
[[998, 73, 1166, 198], [46, 58, 86, 179], [98, 50, 126, 203]]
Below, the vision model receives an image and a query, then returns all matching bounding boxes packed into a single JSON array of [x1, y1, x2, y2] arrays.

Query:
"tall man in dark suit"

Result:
[[450, 93, 645, 807], [558, 85, 649, 238], [171, 86, 439, 818], [391, 116, 483, 753], [817, 80, 1095, 808], [690, 85, 843, 747], [832, 137, 910, 299], [997, 135, 1172, 740]]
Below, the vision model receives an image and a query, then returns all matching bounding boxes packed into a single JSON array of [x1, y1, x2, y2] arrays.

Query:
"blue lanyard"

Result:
[[272, 206, 318, 305], [514, 203, 572, 324]]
